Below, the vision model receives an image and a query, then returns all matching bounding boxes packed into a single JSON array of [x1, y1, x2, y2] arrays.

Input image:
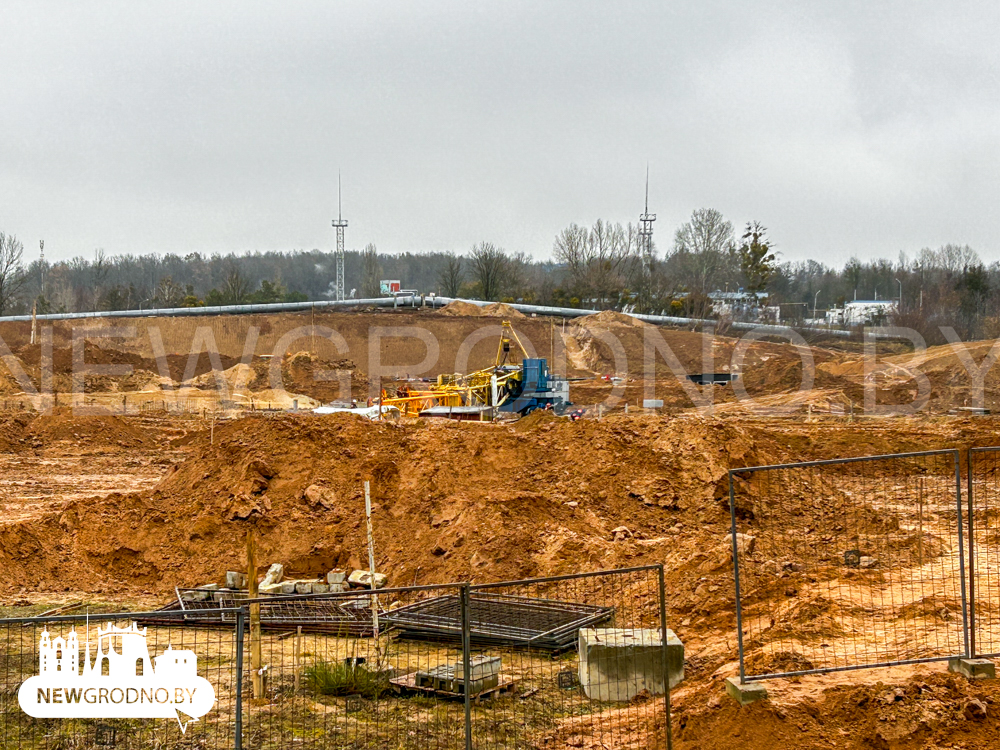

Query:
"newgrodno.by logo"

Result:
[[18, 621, 216, 733]]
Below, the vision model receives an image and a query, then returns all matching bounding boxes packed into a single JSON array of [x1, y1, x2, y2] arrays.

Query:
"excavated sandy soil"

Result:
[[3, 310, 1000, 747]]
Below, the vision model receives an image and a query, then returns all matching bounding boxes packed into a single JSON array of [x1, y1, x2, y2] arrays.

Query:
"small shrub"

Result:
[[304, 660, 387, 699]]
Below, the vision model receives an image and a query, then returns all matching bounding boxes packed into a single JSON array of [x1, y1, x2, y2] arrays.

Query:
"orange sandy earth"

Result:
[[2, 308, 1000, 748]]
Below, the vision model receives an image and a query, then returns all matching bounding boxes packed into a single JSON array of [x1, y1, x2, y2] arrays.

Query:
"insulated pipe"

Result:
[[0, 293, 890, 338]]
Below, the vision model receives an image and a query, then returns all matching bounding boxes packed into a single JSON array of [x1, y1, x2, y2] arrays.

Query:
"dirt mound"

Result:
[[437, 300, 525, 318], [479, 302, 526, 318], [0, 413, 762, 594], [438, 300, 484, 316], [28, 412, 158, 450], [577, 309, 650, 328], [0, 411, 158, 452], [674, 670, 1000, 749]]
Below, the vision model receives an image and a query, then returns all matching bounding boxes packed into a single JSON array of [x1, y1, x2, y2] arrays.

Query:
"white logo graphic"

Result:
[[18, 621, 216, 733]]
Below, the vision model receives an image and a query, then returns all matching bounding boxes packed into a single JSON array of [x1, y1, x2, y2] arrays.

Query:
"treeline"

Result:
[[0, 207, 996, 343]]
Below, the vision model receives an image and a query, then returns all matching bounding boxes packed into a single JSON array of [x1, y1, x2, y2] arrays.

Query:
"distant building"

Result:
[[708, 290, 769, 319], [830, 300, 898, 326]]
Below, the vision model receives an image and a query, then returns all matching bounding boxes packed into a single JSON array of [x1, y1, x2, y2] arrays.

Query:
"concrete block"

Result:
[[294, 581, 314, 594], [197, 583, 221, 591], [312, 583, 330, 594], [328, 582, 349, 593], [578, 628, 683, 702], [260, 563, 284, 586], [182, 590, 209, 602], [455, 656, 501, 681], [725, 677, 768, 706], [348, 569, 388, 589], [259, 583, 284, 595], [326, 569, 347, 584], [225, 571, 247, 589], [949, 657, 996, 680], [279, 581, 297, 594]]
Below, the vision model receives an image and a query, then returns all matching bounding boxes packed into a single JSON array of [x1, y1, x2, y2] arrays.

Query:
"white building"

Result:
[[835, 300, 897, 326]]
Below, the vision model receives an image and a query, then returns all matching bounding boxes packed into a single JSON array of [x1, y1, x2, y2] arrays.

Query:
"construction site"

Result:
[[5, 302, 1000, 749]]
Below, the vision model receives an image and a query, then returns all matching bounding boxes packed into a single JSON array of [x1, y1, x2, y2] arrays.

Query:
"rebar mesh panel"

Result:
[[384, 593, 614, 650]]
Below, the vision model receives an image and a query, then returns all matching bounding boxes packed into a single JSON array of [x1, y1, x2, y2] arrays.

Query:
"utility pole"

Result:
[[331, 172, 348, 302], [813, 289, 821, 321]]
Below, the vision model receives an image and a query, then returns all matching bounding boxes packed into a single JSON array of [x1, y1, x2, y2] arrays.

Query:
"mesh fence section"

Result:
[[466, 567, 671, 750], [730, 450, 967, 680], [969, 447, 1000, 658], [0, 609, 242, 750], [239, 584, 470, 750]]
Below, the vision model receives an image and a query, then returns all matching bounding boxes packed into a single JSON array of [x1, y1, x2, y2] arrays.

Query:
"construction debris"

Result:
[[348, 570, 387, 589]]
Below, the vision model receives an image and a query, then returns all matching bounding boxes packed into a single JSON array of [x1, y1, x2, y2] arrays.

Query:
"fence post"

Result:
[[728, 471, 747, 682], [955, 450, 971, 659], [968, 448, 977, 658], [657, 565, 674, 750], [235, 608, 245, 750], [460, 583, 473, 750]]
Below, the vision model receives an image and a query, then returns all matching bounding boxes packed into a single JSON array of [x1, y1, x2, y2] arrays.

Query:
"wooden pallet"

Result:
[[390, 671, 518, 702]]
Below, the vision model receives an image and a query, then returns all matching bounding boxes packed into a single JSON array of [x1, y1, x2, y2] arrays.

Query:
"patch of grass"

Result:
[[304, 660, 389, 699]]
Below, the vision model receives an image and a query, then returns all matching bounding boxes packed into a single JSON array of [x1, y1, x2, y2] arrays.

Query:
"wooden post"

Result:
[[211, 416, 215, 445], [247, 528, 263, 699], [364, 481, 379, 641]]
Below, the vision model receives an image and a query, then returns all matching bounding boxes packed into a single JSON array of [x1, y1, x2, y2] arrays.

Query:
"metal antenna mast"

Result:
[[332, 172, 348, 301], [638, 165, 656, 305]]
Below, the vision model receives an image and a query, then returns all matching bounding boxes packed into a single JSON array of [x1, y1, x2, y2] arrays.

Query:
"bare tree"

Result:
[[154, 276, 185, 307], [470, 242, 509, 300], [361, 243, 381, 297], [553, 223, 590, 288], [438, 252, 464, 296], [553, 220, 641, 307], [0, 232, 26, 315], [222, 261, 252, 304], [669, 208, 736, 293]]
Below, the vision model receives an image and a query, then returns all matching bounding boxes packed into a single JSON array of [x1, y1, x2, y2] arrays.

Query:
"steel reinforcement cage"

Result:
[[729, 449, 968, 681]]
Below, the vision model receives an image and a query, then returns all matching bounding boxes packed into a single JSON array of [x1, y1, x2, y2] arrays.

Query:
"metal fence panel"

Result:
[[1, 568, 671, 749], [0, 608, 242, 750], [467, 566, 671, 750], [730, 449, 968, 680], [967, 446, 1000, 658], [237, 583, 469, 750]]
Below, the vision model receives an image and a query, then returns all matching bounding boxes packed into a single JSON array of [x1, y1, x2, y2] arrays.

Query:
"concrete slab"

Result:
[[949, 657, 996, 680], [348, 569, 388, 589], [225, 571, 246, 589], [578, 628, 683, 702], [260, 563, 284, 587], [455, 656, 501, 681], [326, 569, 347, 584], [725, 677, 768, 706]]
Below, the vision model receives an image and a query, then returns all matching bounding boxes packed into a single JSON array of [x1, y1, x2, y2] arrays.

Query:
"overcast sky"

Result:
[[2, 1, 999, 267]]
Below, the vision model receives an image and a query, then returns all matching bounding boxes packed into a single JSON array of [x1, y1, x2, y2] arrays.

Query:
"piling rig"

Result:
[[379, 321, 569, 419]]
